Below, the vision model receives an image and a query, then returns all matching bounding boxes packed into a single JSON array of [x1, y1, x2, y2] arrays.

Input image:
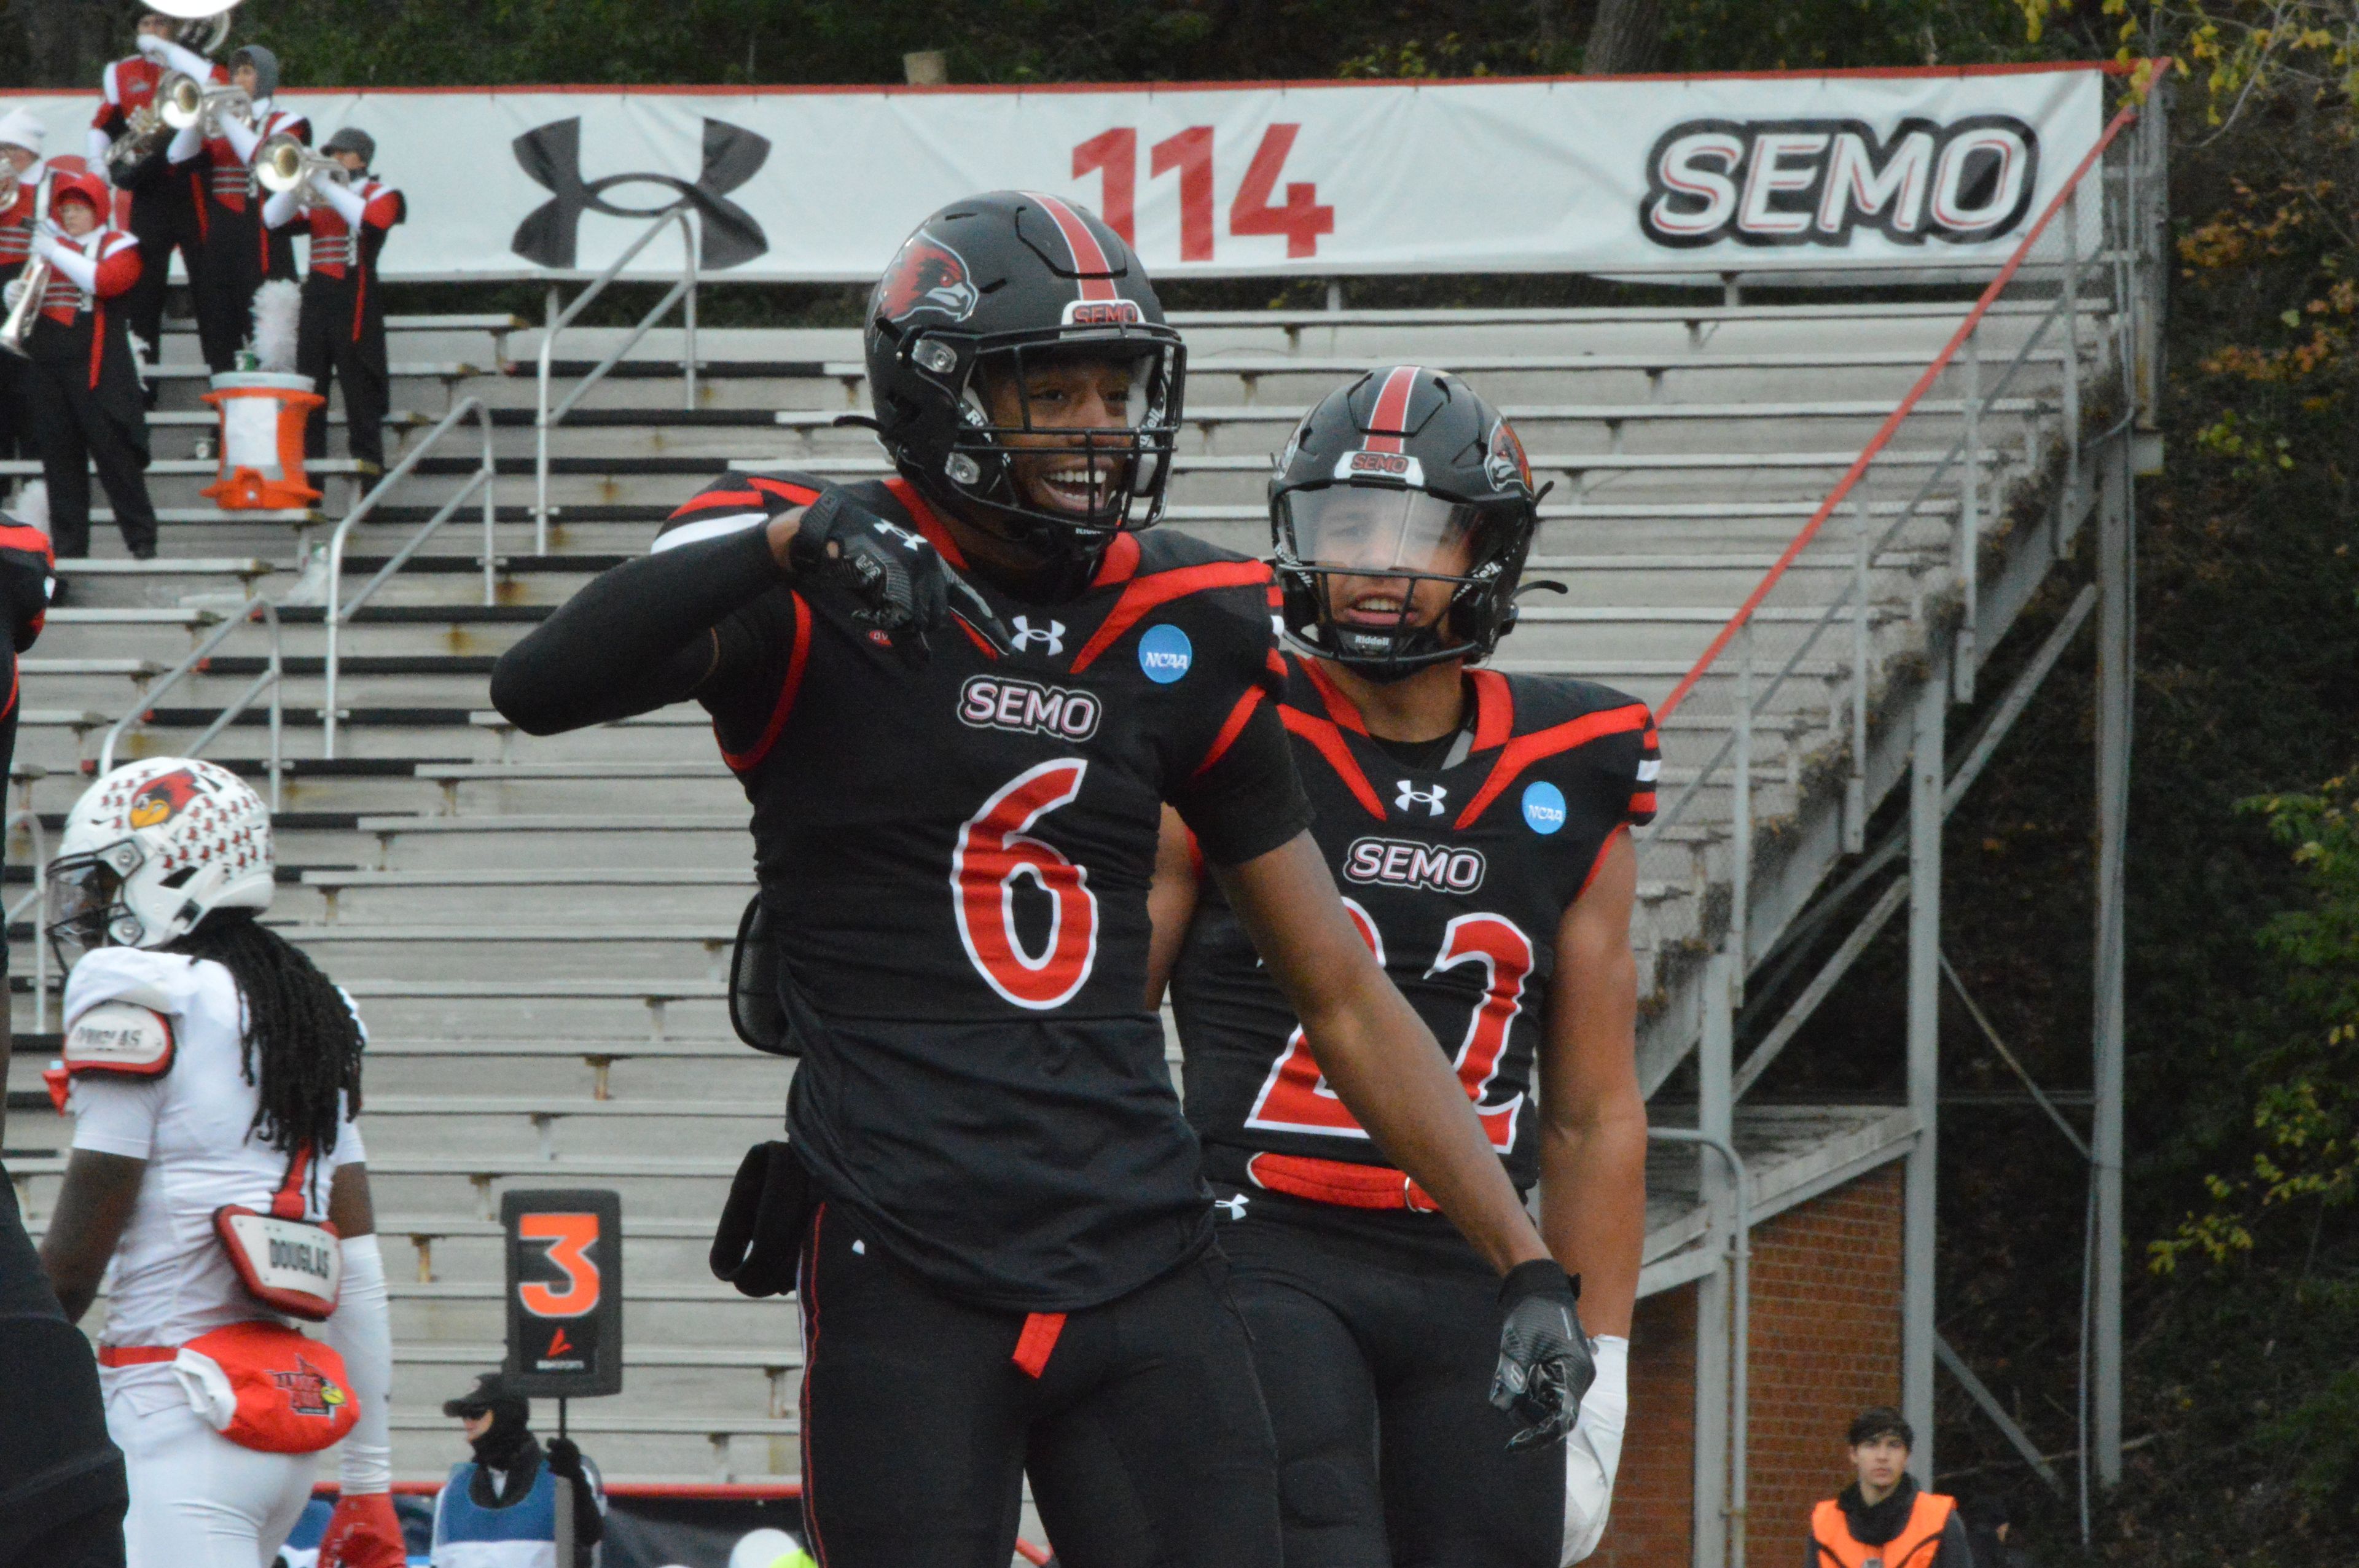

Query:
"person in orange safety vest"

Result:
[[1809, 1407, 1976, 1568]]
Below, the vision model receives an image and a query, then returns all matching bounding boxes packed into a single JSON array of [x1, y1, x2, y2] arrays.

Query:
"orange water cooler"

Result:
[[201, 372, 325, 510]]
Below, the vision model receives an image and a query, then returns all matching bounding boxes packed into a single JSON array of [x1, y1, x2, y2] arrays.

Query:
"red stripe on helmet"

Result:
[[1028, 192, 1119, 302], [1361, 365, 1423, 456]]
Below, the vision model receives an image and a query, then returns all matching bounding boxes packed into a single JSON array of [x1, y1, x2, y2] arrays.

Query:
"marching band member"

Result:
[[264, 128, 403, 470], [20, 170, 158, 564], [36, 758, 405, 1568], [154, 38, 305, 372], [93, 10, 224, 372], [0, 109, 44, 471]]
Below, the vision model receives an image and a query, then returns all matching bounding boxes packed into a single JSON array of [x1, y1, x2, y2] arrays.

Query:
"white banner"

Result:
[[10, 66, 2105, 283]]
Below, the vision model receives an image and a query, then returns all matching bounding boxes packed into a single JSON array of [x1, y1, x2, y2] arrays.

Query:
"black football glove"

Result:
[[544, 1435, 586, 1482], [786, 488, 1007, 665], [1490, 1258, 1596, 1452]]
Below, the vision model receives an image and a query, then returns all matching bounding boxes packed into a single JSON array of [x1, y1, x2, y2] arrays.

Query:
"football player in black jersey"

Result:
[[1147, 368, 1656, 1566], [491, 197, 1589, 1568]]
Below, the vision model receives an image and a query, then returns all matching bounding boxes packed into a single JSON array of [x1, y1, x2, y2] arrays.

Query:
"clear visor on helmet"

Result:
[[1278, 484, 1485, 584], [956, 338, 1181, 531], [44, 841, 144, 970]]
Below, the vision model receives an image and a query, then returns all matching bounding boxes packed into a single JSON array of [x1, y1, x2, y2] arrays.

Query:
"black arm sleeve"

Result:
[[1171, 696, 1311, 867], [489, 524, 784, 736], [1940, 1511, 1976, 1568]]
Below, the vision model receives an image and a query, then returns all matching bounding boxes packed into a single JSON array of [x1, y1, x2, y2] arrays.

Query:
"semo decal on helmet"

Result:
[[127, 766, 205, 830], [873, 229, 980, 324]]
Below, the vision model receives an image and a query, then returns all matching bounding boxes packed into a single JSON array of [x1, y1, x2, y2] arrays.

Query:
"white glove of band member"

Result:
[[1560, 1334, 1629, 1565]]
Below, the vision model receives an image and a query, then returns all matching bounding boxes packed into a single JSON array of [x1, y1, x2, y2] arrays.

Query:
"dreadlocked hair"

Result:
[[166, 909, 364, 1158]]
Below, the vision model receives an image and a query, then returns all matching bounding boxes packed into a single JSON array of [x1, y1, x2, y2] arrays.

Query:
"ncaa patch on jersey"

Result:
[[1138, 623, 1192, 684], [1522, 780, 1568, 836]]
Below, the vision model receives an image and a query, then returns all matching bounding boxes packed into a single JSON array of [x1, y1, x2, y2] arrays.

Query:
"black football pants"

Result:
[[795, 1199, 1281, 1568], [1215, 1190, 1565, 1568]]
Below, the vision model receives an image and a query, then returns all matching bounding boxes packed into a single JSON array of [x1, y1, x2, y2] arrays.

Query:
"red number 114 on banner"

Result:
[[1073, 123, 1336, 261]]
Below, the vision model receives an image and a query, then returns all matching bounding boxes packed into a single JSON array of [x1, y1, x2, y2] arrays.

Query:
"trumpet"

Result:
[[161, 77, 252, 138], [107, 95, 172, 174], [256, 135, 348, 203], [0, 170, 52, 360]]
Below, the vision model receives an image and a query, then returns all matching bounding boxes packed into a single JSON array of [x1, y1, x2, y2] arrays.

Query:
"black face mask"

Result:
[[468, 1400, 533, 1472]]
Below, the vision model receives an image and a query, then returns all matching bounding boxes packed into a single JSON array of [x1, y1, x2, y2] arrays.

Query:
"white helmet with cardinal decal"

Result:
[[44, 756, 274, 968]]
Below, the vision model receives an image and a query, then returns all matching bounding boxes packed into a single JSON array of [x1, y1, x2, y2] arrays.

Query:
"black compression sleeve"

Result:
[[490, 525, 784, 736], [1172, 696, 1311, 867]]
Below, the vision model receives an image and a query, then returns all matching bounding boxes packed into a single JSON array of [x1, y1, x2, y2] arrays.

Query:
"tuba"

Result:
[[151, 0, 243, 54], [0, 170, 53, 360], [256, 135, 348, 205]]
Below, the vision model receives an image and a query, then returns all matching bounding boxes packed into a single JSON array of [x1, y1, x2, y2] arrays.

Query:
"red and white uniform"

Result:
[[64, 948, 392, 1568], [33, 221, 141, 386], [88, 55, 166, 168], [289, 177, 401, 283], [0, 163, 39, 276]]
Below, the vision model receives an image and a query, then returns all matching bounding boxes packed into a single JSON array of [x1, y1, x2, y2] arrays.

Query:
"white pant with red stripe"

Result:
[[107, 1379, 315, 1568]]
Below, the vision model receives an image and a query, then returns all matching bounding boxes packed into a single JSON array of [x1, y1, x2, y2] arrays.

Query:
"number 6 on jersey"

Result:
[[953, 759, 1100, 1009]]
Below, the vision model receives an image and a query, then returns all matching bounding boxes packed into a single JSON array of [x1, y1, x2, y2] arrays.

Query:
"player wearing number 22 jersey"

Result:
[[492, 196, 1586, 1568], [1153, 367, 1658, 1567]]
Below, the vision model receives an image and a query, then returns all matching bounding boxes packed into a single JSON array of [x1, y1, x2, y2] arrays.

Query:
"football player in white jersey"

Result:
[[36, 759, 404, 1568]]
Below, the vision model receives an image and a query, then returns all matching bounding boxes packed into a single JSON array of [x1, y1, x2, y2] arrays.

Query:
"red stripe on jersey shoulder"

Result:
[[1279, 704, 1386, 821], [953, 614, 1001, 660], [1297, 655, 1369, 735], [668, 488, 764, 519], [1069, 559, 1272, 673], [881, 475, 968, 569], [1190, 686, 1266, 782], [1452, 701, 1653, 830], [749, 476, 822, 509], [1468, 668, 1514, 751], [0, 525, 54, 563], [718, 591, 813, 774], [1090, 531, 1142, 588]]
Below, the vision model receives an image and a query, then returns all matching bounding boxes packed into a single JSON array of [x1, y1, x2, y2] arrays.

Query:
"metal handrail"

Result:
[[1652, 1126, 1751, 1568], [7, 805, 48, 1029], [533, 206, 701, 551], [1638, 79, 2162, 953], [98, 595, 286, 809], [323, 398, 498, 759]]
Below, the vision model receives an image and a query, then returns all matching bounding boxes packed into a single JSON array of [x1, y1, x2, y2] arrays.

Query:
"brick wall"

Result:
[[1597, 1161, 1905, 1567]]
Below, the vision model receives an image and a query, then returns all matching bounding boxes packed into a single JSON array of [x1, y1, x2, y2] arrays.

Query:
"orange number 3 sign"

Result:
[[518, 1213, 601, 1318]]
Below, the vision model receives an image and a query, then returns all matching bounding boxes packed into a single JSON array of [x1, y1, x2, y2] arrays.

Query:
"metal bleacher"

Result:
[[2, 114, 2160, 1491]]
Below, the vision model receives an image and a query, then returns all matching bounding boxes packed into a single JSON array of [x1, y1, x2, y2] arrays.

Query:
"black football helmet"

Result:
[[863, 191, 1186, 561], [1270, 367, 1542, 681]]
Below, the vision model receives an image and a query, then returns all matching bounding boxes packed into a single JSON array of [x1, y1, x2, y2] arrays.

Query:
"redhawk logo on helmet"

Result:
[[1484, 418, 1533, 496], [874, 230, 980, 324], [126, 766, 205, 829]]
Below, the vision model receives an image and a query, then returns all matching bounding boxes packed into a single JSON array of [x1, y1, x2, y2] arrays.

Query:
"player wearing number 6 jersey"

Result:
[[1148, 369, 1657, 1567], [490, 195, 1583, 1567]]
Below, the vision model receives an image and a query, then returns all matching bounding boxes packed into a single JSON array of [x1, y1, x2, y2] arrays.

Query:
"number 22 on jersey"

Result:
[[953, 760, 1100, 1010], [1245, 900, 1532, 1150]]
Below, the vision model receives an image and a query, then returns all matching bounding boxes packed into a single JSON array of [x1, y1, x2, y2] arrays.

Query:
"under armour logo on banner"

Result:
[[1009, 617, 1066, 655], [511, 116, 771, 271], [1396, 781, 1449, 816]]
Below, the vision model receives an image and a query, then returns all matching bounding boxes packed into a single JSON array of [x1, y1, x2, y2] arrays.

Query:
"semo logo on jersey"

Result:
[[959, 674, 1102, 742], [1343, 837, 1487, 894]]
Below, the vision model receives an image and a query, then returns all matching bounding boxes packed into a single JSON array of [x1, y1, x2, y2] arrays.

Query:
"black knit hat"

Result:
[[1848, 1405, 1914, 1449]]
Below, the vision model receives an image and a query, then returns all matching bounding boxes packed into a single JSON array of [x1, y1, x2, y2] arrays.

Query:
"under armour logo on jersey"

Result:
[[1215, 1193, 1250, 1220], [1009, 616, 1066, 655], [511, 115, 770, 270], [1396, 781, 1449, 817]]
